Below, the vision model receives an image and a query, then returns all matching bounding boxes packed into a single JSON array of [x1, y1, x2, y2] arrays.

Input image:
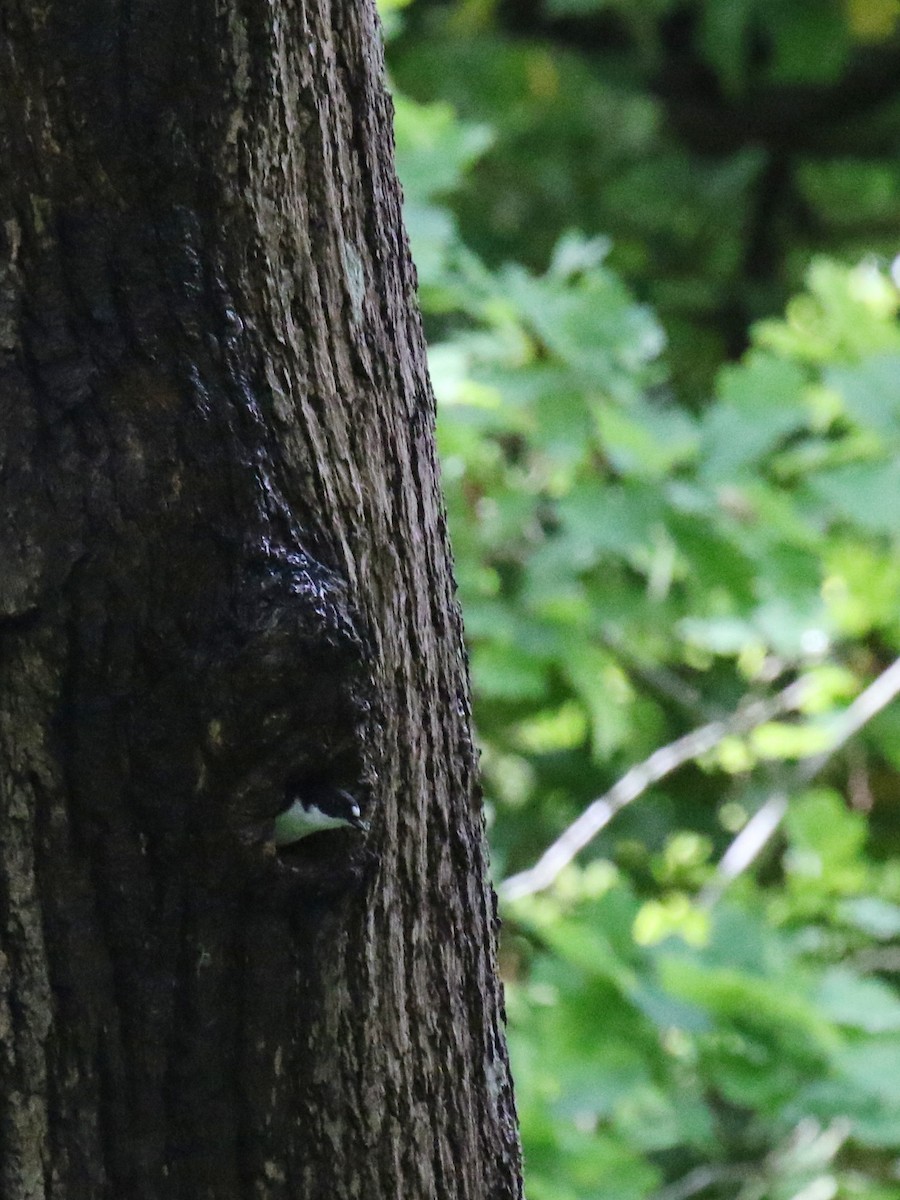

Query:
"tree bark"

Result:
[[0, 3, 522, 1198]]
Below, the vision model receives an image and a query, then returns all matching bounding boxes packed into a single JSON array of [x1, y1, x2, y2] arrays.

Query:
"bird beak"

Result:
[[341, 791, 369, 833]]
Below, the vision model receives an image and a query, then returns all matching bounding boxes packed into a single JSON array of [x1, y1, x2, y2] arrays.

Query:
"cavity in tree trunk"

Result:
[[0, 3, 522, 1198]]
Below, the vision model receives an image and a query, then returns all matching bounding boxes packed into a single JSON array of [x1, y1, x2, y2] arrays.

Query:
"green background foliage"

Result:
[[385, 1, 900, 1195]]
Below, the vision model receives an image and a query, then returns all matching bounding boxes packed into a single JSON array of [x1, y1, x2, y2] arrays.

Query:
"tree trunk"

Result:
[[0, 3, 522, 1198]]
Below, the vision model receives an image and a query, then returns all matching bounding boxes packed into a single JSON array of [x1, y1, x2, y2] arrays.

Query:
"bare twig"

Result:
[[650, 1117, 849, 1200], [499, 678, 810, 902], [794, 655, 900, 782], [701, 654, 900, 905], [698, 792, 788, 907], [650, 1163, 755, 1200], [500, 655, 900, 904], [848, 947, 900, 974], [598, 626, 715, 721]]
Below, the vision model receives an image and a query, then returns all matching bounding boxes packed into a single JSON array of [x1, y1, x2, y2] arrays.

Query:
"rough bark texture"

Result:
[[0, 3, 522, 1198]]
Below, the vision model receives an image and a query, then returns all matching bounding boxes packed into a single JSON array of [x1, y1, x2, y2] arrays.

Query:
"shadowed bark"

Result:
[[0, 2, 522, 1197]]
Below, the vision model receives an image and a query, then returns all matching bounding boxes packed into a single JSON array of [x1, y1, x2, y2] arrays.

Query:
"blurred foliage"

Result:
[[389, 0, 900, 401], [385, 1, 900, 1197]]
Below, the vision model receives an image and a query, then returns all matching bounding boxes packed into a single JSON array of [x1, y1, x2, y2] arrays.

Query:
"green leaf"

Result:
[[785, 789, 868, 870], [836, 1037, 900, 1105], [393, 96, 493, 204], [556, 482, 665, 563], [838, 897, 900, 940], [658, 956, 830, 1051], [762, 0, 850, 83], [827, 354, 900, 433], [700, 351, 808, 482], [807, 460, 900, 536], [471, 642, 549, 700], [817, 967, 900, 1033], [563, 646, 635, 760]]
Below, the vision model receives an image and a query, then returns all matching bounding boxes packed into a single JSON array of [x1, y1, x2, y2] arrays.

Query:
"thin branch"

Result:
[[598, 626, 715, 721], [701, 654, 900, 905], [650, 1163, 756, 1200], [698, 793, 788, 907], [794, 654, 900, 783], [499, 678, 810, 902], [848, 947, 900, 974], [650, 1116, 848, 1200]]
